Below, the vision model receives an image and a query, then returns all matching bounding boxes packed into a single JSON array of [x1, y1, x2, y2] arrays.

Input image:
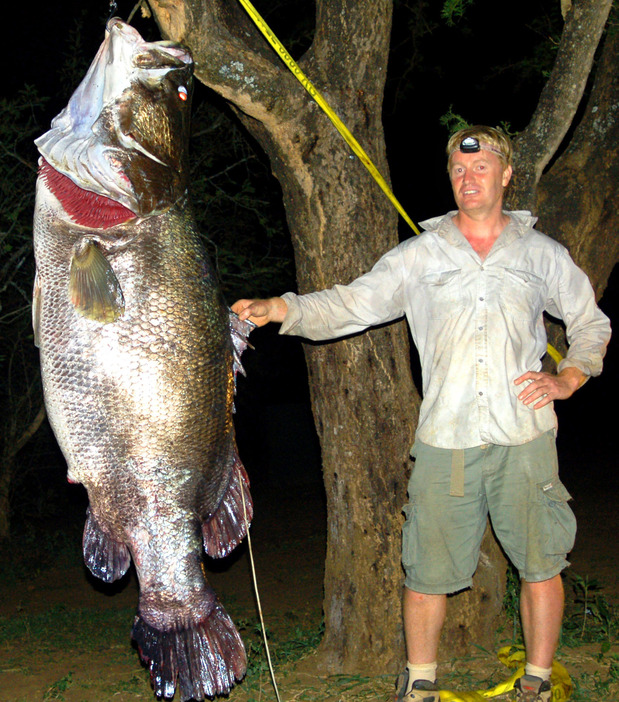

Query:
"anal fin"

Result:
[[82, 507, 131, 582], [202, 457, 253, 559]]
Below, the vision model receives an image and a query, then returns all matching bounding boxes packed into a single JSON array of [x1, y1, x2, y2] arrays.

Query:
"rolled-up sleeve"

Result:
[[279, 245, 408, 340], [549, 248, 611, 378]]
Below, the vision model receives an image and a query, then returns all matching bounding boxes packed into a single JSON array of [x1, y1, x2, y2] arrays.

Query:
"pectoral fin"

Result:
[[69, 239, 124, 323]]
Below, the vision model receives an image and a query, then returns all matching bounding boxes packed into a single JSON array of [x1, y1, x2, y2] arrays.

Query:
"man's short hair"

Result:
[[447, 126, 513, 170]]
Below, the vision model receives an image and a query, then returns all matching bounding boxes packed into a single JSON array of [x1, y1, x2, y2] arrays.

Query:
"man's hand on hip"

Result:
[[514, 366, 587, 409]]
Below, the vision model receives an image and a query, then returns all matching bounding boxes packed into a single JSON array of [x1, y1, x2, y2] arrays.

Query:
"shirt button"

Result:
[[478, 326, 483, 331], [479, 391, 484, 396], [478, 359, 483, 363], [479, 296, 485, 301]]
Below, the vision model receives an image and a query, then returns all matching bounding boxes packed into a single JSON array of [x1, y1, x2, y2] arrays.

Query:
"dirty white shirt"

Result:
[[279, 211, 611, 449]]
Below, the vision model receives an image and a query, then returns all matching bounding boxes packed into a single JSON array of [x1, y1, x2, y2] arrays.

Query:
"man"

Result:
[[232, 126, 611, 702]]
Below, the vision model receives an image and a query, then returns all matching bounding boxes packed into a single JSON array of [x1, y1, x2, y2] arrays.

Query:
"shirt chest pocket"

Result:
[[418, 269, 464, 320], [500, 267, 546, 321]]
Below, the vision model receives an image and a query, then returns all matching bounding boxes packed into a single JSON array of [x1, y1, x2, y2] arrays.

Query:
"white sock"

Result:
[[406, 662, 437, 692], [525, 663, 552, 681]]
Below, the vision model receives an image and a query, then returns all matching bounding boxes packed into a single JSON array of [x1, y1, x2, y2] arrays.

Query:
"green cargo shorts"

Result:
[[402, 431, 576, 594]]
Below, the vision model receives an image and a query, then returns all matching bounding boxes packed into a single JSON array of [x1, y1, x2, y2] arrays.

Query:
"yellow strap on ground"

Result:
[[237, 0, 562, 364], [437, 646, 572, 701], [236, 0, 420, 235]]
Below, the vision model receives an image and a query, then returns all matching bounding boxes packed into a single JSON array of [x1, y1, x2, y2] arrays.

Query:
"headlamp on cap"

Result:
[[460, 136, 481, 153], [451, 137, 504, 159]]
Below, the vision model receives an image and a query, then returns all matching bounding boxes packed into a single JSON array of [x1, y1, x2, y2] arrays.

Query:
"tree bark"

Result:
[[441, 525, 507, 657]]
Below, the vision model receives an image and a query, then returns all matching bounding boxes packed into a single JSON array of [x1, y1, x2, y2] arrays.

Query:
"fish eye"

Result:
[[178, 86, 188, 101]]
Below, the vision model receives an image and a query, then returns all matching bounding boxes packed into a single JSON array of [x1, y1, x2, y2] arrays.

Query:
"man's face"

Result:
[[449, 149, 512, 218]]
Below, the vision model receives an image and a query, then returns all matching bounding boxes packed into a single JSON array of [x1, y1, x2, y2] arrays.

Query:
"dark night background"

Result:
[[2, 0, 617, 537]]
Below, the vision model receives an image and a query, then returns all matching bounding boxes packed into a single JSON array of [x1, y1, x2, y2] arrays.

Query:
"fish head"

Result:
[[35, 19, 193, 221]]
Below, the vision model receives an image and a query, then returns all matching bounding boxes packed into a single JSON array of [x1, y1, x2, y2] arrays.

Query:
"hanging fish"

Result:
[[33, 18, 253, 700]]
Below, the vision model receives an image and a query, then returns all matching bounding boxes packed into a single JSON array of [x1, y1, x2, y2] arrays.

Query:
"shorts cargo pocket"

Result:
[[536, 478, 577, 557], [401, 500, 418, 570]]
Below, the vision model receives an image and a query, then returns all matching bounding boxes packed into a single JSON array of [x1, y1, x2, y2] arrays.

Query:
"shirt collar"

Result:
[[419, 210, 538, 249]]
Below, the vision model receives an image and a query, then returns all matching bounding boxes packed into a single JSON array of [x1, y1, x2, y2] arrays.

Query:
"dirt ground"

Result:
[[0, 441, 618, 702]]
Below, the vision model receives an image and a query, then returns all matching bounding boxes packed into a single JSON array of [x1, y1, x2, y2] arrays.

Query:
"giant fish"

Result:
[[32, 18, 254, 701]]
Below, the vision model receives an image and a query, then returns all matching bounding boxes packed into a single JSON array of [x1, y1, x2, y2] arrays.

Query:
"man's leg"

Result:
[[483, 435, 574, 699], [396, 588, 445, 700], [513, 572, 564, 700], [403, 588, 446, 663], [520, 574, 564, 668], [399, 442, 487, 700]]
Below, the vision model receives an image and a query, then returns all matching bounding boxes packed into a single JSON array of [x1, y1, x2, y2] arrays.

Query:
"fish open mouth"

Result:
[[39, 158, 136, 229]]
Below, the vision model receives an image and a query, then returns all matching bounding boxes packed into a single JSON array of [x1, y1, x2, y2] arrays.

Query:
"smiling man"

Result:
[[232, 126, 611, 702]]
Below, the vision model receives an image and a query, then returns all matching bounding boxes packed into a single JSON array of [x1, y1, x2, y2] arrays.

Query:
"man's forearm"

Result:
[[556, 365, 587, 392]]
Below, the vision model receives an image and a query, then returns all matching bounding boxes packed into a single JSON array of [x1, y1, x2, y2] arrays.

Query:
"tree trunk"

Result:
[[506, 2, 616, 366], [441, 525, 507, 657]]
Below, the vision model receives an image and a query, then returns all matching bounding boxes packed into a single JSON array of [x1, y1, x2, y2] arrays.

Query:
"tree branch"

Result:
[[8, 405, 47, 460], [148, 0, 309, 126], [510, 0, 612, 209]]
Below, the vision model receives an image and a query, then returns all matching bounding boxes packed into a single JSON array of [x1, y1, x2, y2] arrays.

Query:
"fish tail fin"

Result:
[[132, 601, 246, 701], [202, 456, 253, 559], [82, 507, 131, 582]]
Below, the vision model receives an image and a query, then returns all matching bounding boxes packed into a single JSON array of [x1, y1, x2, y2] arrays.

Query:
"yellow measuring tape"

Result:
[[236, 0, 420, 236], [439, 646, 572, 701], [236, 0, 563, 367]]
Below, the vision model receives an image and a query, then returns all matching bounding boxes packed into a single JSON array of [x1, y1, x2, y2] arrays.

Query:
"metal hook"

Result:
[[107, 0, 118, 23]]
